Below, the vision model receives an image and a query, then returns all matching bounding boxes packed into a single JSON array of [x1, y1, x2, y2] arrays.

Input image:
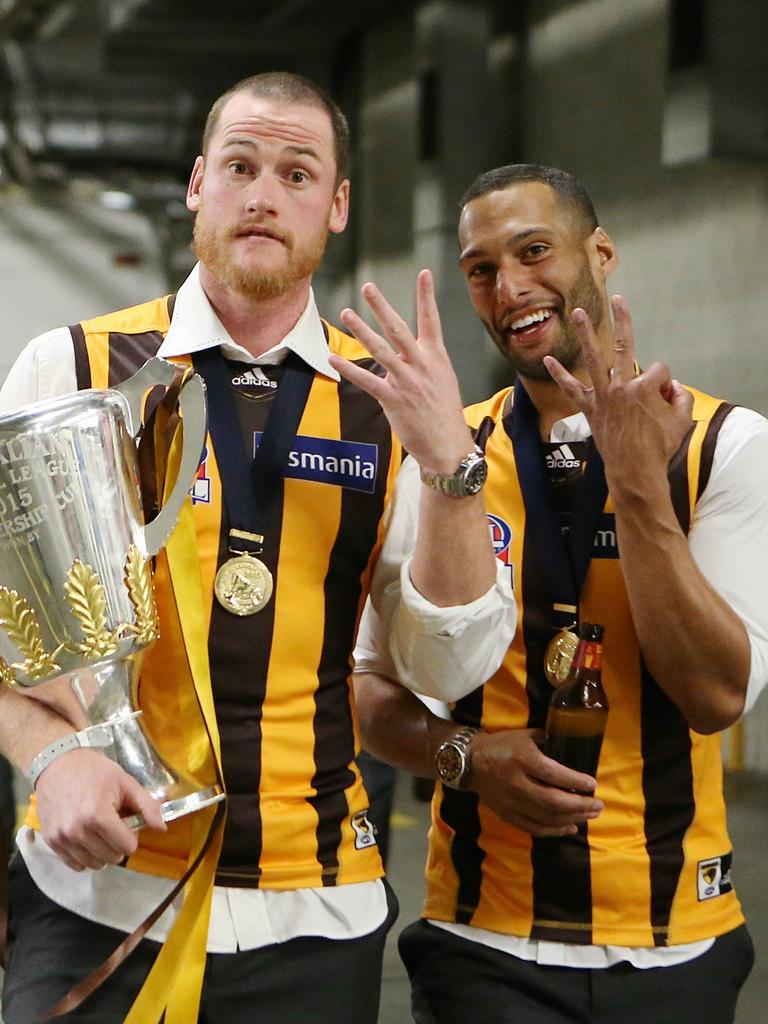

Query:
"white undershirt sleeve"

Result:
[[0, 327, 77, 411], [688, 406, 768, 714]]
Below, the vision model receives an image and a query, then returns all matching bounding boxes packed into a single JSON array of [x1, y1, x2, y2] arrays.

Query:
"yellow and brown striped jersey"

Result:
[[423, 383, 745, 948], [26, 294, 403, 889]]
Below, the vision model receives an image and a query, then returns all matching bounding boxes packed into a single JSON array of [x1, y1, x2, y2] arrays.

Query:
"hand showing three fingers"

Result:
[[543, 296, 693, 495], [328, 270, 475, 473]]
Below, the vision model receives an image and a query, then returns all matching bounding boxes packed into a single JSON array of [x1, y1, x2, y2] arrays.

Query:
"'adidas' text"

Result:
[[232, 368, 277, 389], [546, 443, 580, 470]]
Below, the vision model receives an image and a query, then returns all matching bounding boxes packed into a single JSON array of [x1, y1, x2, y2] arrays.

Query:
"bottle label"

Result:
[[574, 640, 602, 671]]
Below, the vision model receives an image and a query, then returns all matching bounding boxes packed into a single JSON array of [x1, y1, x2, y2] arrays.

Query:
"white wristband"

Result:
[[25, 723, 116, 789]]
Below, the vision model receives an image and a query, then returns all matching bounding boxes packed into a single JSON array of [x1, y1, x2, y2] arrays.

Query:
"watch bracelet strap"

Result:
[[25, 721, 124, 788], [442, 725, 479, 789], [419, 445, 485, 497], [452, 725, 479, 748]]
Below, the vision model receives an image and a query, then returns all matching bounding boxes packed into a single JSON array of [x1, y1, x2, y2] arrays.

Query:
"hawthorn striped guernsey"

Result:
[[25, 294, 403, 890], [423, 384, 744, 948]]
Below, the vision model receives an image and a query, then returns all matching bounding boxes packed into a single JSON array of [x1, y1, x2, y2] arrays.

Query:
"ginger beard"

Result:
[[486, 258, 605, 382], [193, 209, 330, 302]]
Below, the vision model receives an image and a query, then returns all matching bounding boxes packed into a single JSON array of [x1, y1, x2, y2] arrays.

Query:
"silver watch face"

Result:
[[463, 457, 488, 495], [420, 447, 487, 497]]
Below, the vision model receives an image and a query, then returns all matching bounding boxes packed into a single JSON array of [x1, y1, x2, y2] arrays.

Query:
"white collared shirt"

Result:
[[159, 264, 342, 379]]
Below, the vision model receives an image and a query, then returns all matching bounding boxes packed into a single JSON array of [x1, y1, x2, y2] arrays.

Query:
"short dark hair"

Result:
[[202, 71, 350, 186], [461, 163, 598, 236]]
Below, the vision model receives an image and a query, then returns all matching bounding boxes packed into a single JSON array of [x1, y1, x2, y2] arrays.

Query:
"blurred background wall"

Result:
[[0, 0, 766, 768]]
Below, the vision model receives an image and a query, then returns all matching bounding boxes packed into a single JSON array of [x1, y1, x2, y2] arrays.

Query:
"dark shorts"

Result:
[[2, 854, 398, 1024], [399, 918, 754, 1024]]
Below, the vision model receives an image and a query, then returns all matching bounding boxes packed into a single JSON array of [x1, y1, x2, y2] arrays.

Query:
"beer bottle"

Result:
[[544, 622, 609, 783]]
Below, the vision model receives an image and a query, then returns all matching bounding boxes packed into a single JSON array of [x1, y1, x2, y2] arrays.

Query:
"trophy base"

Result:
[[125, 784, 225, 831]]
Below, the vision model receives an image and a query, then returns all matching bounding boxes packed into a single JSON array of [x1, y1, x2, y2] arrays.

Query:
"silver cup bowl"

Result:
[[0, 357, 224, 824]]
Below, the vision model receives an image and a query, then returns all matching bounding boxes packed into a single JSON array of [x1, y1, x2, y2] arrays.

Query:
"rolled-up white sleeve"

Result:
[[354, 457, 517, 702], [688, 407, 768, 715], [0, 327, 77, 412]]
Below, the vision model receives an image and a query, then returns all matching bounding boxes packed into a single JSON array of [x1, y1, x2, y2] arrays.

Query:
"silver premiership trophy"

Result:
[[0, 357, 224, 824]]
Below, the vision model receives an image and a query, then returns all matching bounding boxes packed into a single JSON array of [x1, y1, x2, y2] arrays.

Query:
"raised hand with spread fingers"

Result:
[[330, 270, 498, 609]]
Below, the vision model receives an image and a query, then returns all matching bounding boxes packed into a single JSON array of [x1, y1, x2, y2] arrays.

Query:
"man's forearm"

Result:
[[354, 673, 455, 777], [409, 488, 497, 607], [613, 482, 750, 733], [354, 672, 606, 837], [0, 686, 80, 774]]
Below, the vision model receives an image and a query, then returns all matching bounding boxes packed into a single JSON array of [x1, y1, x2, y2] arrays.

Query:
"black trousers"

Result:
[[399, 918, 754, 1024], [0, 755, 15, 852], [2, 855, 398, 1024]]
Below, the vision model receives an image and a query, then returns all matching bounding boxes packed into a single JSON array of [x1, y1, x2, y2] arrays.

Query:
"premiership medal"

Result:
[[214, 552, 273, 616], [544, 627, 579, 687], [192, 348, 313, 619]]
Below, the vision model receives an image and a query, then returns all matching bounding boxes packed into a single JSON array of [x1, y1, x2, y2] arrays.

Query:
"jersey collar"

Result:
[[158, 263, 341, 381]]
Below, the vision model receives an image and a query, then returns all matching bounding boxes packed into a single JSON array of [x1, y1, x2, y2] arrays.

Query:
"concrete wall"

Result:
[[605, 160, 768, 417], [0, 180, 165, 380], [605, 158, 768, 767]]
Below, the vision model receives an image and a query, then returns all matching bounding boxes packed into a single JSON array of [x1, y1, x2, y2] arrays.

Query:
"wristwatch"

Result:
[[435, 727, 478, 789], [420, 445, 487, 497]]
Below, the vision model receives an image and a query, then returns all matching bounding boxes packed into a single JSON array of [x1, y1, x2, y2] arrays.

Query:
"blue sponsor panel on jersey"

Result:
[[561, 513, 618, 558], [253, 432, 379, 494], [591, 512, 619, 558]]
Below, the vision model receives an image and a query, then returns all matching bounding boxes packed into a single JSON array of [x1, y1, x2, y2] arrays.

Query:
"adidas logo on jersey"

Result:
[[546, 443, 580, 470], [231, 367, 277, 389]]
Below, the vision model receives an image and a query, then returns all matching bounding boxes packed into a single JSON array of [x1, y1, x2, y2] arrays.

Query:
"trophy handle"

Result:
[[113, 357, 207, 557]]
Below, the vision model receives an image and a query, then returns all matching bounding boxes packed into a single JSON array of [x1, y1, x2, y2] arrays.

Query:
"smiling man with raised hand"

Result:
[[345, 163, 768, 1024], [0, 74, 514, 1024]]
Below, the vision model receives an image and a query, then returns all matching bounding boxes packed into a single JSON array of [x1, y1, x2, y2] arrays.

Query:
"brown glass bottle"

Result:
[[544, 622, 609, 784]]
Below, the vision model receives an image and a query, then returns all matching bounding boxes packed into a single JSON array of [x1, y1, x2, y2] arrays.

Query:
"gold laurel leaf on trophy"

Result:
[[0, 654, 17, 685], [124, 545, 160, 645], [0, 586, 61, 679], [64, 560, 121, 659]]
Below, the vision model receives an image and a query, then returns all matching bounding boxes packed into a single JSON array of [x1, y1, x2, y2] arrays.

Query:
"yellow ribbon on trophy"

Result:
[[124, 397, 225, 1024], [38, 364, 226, 1023]]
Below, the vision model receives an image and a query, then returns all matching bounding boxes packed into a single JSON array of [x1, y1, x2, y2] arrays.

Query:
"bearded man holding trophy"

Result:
[[0, 71, 515, 1024]]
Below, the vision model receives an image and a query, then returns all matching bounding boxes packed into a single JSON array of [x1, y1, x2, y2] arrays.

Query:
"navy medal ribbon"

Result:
[[509, 379, 608, 682], [192, 346, 314, 614]]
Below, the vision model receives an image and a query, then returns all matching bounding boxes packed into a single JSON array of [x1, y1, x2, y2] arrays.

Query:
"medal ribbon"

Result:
[[192, 347, 315, 555], [509, 379, 608, 629]]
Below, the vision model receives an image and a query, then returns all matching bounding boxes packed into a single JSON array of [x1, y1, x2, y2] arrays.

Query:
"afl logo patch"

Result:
[[487, 513, 513, 586], [697, 853, 733, 901], [488, 513, 512, 562]]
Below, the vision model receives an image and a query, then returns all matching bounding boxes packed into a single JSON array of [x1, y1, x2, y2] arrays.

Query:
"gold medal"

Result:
[[544, 628, 579, 687], [214, 553, 273, 616]]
